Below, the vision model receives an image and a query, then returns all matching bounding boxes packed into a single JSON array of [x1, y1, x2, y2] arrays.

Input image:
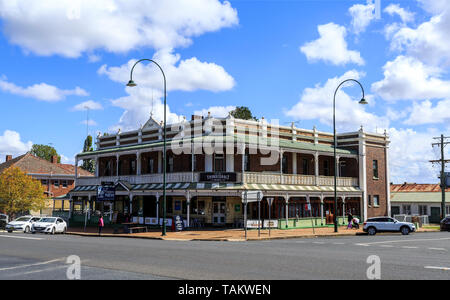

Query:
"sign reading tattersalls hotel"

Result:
[[200, 172, 237, 182], [69, 112, 391, 228]]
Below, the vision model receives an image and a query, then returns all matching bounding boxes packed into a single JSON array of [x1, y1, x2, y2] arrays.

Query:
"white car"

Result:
[[363, 217, 416, 236], [5, 216, 41, 233], [31, 217, 67, 235]]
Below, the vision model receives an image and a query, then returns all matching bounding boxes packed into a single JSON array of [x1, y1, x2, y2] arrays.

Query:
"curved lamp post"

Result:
[[127, 59, 167, 236], [333, 79, 367, 233]]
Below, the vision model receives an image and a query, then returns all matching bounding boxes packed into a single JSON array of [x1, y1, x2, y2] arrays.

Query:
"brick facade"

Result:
[[365, 145, 388, 218]]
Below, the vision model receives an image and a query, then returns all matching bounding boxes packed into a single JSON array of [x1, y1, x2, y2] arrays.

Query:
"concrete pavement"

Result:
[[0, 231, 448, 280]]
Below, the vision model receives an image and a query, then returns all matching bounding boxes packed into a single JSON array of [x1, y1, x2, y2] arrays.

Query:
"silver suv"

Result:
[[363, 217, 416, 236]]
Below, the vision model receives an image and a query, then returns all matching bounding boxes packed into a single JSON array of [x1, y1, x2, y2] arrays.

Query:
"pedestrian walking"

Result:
[[347, 211, 353, 229], [98, 215, 104, 235]]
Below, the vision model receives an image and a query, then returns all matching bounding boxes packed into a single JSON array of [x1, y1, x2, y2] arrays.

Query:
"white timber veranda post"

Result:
[[314, 152, 319, 186], [336, 155, 341, 177], [285, 195, 289, 228], [156, 192, 160, 220], [292, 152, 297, 175], [320, 194, 324, 226], [186, 191, 190, 227], [129, 193, 133, 217], [136, 152, 141, 175], [342, 196, 346, 225], [280, 150, 283, 184], [95, 157, 99, 177], [116, 154, 120, 177]]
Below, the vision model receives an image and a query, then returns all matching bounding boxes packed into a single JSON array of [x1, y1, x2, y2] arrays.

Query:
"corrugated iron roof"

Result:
[[390, 183, 449, 193]]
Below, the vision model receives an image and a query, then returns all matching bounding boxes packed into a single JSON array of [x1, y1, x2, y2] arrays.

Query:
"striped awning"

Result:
[[70, 182, 361, 193]]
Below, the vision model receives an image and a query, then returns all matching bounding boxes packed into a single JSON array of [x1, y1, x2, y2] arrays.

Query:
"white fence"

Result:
[[394, 214, 429, 225]]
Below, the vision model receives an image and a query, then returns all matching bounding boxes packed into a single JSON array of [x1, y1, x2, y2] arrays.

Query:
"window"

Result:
[[62, 180, 68, 188], [130, 160, 136, 174], [373, 195, 380, 207], [167, 156, 174, 173], [418, 205, 428, 215], [323, 160, 329, 176], [302, 159, 309, 175], [41, 179, 48, 185], [403, 205, 411, 215], [368, 195, 372, 207], [446, 206, 450, 215], [282, 154, 288, 174], [373, 160, 379, 179], [244, 154, 250, 172], [54, 180, 59, 187], [214, 154, 225, 172], [147, 159, 154, 174]]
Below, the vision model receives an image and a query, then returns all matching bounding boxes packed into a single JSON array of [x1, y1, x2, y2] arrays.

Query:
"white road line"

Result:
[[425, 266, 450, 271], [402, 246, 418, 249], [356, 237, 450, 247], [0, 258, 65, 272], [333, 242, 345, 245], [428, 248, 447, 251], [313, 242, 325, 244], [0, 234, 43, 240], [379, 245, 394, 248], [17, 265, 68, 276]]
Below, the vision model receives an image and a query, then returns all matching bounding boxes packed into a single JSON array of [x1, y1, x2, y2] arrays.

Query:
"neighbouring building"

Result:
[[69, 114, 391, 228], [0, 153, 93, 215], [391, 183, 450, 223]]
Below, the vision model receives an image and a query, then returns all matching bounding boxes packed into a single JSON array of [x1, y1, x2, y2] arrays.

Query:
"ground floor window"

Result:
[[402, 205, 411, 215], [418, 205, 428, 215]]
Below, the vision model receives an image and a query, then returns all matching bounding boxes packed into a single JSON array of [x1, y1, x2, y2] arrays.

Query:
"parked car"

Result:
[[5, 216, 41, 233], [363, 217, 416, 236], [440, 217, 450, 231], [31, 217, 67, 234], [0, 214, 8, 229]]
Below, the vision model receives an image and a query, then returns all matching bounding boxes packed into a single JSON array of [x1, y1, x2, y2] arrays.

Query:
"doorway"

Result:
[[212, 201, 226, 226]]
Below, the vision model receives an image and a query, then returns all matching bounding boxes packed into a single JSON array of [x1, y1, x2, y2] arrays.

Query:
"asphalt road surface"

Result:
[[0, 231, 448, 280]]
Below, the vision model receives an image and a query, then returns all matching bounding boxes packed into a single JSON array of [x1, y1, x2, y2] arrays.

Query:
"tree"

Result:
[[81, 135, 95, 173], [230, 106, 258, 121], [0, 167, 46, 217], [30, 144, 61, 163]]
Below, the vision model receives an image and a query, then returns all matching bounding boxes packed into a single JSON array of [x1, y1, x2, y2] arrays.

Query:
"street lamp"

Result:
[[333, 79, 367, 233], [127, 59, 168, 236]]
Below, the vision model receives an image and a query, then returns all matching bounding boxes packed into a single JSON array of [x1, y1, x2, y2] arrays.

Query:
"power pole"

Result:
[[430, 134, 450, 220]]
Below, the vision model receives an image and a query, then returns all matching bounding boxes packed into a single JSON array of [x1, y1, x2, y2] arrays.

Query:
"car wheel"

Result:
[[24, 226, 30, 233], [401, 226, 410, 235], [62, 227, 67, 234], [7, 230, 12, 233], [32, 231, 36, 234], [367, 227, 377, 236], [51, 227, 55, 235]]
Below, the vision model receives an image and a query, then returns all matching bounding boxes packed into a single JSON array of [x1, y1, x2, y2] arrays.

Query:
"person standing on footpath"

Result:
[[98, 215, 104, 236]]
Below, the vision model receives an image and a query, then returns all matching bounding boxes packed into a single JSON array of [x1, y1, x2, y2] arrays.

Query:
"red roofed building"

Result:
[[0, 153, 93, 215]]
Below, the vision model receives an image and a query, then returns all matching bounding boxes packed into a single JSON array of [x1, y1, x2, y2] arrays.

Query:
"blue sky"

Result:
[[0, 0, 449, 183]]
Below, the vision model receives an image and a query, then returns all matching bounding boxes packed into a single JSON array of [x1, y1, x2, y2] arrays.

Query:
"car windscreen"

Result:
[[39, 218, 56, 223], [14, 217, 31, 222]]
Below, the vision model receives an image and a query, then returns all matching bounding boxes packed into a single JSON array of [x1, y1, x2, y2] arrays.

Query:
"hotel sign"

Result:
[[199, 172, 237, 182], [97, 183, 115, 202]]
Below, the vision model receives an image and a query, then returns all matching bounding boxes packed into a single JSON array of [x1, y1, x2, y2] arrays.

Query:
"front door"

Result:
[[213, 202, 226, 226], [430, 207, 441, 223]]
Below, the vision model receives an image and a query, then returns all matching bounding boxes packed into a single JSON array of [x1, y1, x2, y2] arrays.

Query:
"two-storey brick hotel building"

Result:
[[69, 113, 390, 228]]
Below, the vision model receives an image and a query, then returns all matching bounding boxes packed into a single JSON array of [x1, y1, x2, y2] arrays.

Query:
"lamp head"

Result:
[[126, 80, 137, 87], [358, 98, 368, 105]]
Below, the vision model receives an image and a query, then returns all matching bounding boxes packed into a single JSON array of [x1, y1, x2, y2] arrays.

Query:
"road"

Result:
[[0, 231, 448, 280]]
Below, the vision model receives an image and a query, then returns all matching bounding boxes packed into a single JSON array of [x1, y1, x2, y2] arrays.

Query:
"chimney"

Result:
[[5, 155, 12, 162], [51, 155, 58, 164]]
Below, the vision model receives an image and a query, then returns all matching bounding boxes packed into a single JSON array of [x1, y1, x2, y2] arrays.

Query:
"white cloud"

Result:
[[388, 127, 439, 184], [349, 2, 376, 34], [384, 4, 414, 24], [0, 130, 33, 161], [372, 56, 450, 101], [389, 3, 450, 66], [0, 0, 238, 58], [194, 106, 236, 118], [0, 77, 88, 102], [108, 87, 182, 132], [404, 99, 450, 125], [88, 54, 101, 63], [72, 100, 103, 111], [98, 49, 235, 92], [285, 70, 388, 132], [300, 23, 364, 66], [80, 119, 97, 126]]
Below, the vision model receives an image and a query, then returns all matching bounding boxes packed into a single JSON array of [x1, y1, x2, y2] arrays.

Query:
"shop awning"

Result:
[[70, 182, 361, 193]]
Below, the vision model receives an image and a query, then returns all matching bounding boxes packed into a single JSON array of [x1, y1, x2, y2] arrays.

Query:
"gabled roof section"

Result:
[[142, 115, 162, 130], [0, 153, 94, 177]]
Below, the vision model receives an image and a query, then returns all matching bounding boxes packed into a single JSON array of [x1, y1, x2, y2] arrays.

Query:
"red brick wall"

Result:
[[42, 179, 75, 198], [366, 145, 388, 218]]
